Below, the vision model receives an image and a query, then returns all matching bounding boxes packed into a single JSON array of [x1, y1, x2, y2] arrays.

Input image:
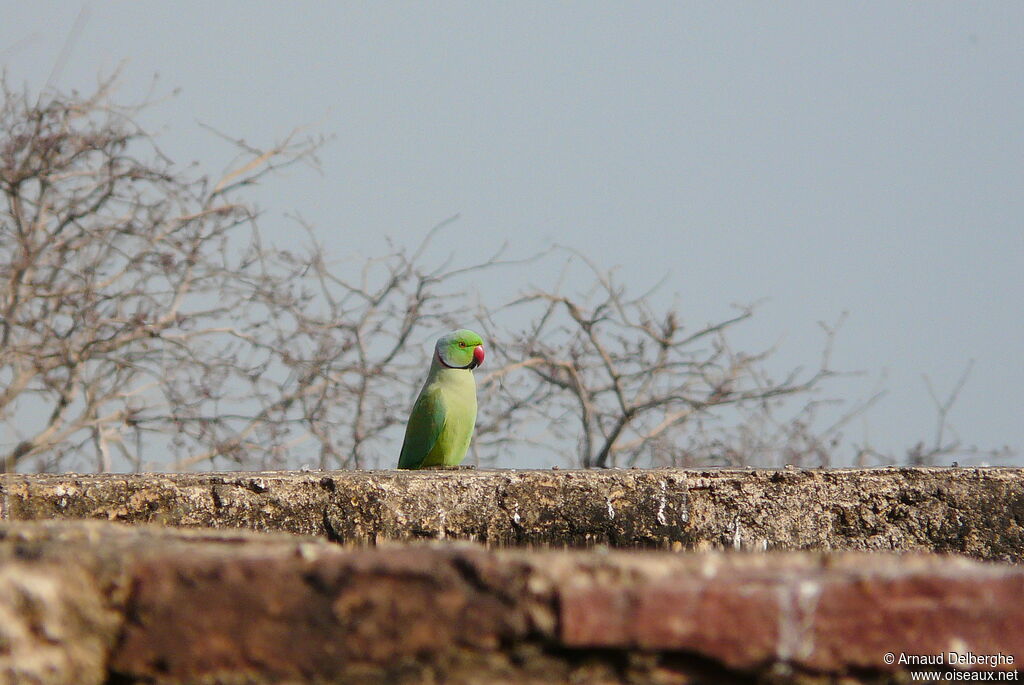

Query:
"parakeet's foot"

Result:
[[421, 464, 476, 470]]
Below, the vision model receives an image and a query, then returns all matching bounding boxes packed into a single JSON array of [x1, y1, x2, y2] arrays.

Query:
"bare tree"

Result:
[[0, 76, 531, 472], [192, 216, 532, 472], [0, 74, 324, 471], [0, 74, 457, 472], [849, 361, 1012, 468], [474, 252, 842, 468], [2, 75, 1007, 473]]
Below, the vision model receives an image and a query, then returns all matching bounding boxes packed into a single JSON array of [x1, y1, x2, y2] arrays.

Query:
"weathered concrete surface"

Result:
[[3, 467, 1024, 561], [0, 519, 1021, 685]]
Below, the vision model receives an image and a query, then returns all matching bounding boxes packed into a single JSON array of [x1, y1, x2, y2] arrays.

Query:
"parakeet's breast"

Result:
[[421, 368, 477, 467]]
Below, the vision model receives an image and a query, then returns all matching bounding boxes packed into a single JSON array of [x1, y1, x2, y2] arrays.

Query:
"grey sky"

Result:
[[2, 2, 1022, 465]]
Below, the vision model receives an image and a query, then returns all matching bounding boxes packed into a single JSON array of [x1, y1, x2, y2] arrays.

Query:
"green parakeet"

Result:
[[397, 329, 485, 469]]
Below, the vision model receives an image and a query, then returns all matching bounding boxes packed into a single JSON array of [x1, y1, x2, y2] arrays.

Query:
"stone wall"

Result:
[[1, 467, 1021, 684], [1, 519, 1021, 685], [3, 467, 1023, 560]]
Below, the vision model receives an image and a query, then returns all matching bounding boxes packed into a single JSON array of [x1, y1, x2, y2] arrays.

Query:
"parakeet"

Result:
[[397, 329, 485, 469]]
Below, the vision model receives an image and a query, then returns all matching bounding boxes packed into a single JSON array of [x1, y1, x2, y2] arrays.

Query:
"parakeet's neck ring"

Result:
[[436, 349, 480, 370]]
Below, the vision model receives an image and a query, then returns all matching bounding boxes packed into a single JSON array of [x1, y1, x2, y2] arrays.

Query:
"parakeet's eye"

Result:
[[459, 342, 466, 347]]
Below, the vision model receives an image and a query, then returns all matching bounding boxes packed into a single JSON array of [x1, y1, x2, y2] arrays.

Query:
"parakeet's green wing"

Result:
[[398, 385, 447, 469]]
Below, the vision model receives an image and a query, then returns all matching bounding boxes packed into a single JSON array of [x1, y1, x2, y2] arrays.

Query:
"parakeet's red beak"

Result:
[[471, 344, 485, 369]]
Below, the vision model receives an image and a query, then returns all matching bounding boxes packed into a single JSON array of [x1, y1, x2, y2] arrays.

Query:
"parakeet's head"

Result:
[[435, 329, 485, 370]]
